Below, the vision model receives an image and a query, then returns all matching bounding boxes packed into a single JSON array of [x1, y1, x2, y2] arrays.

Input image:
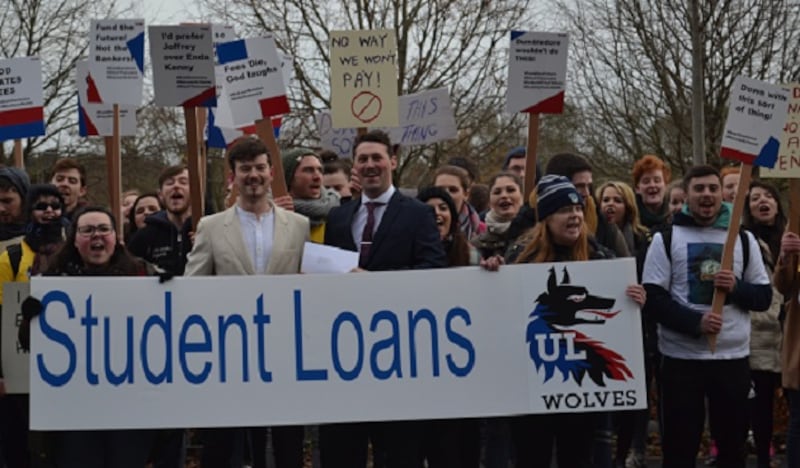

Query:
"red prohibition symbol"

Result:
[[351, 91, 383, 124]]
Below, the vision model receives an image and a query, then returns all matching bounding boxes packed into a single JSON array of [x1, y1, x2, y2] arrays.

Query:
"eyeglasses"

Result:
[[76, 224, 114, 236], [33, 201, 62, 211]]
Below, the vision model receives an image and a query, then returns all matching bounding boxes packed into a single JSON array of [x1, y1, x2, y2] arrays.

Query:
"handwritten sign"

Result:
[[1, 283, 30, 394], [76, 61, 137, 137], [0, 57, 45, 141], [506, 31, 569, 114], [317, 87, 457, 158], [720, 76, 789, 167], [29, 260, 645, 430], [330, 29, 399, 128], [215, 36, 289, 128], [88, 19, 145, 106], [149, 25, 216, 107], [762, 84, 800, 178]]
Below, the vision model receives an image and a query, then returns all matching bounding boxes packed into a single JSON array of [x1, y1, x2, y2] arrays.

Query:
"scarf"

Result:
[[636, 194, 669, 229], [293, 188, 341, 227], [485, 210, 512, 235], [459, 203, 485, 240]]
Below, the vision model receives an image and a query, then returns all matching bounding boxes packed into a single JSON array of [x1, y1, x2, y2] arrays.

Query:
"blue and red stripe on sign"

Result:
[[258, 96, 290, 118], [216, 39, 248, 65], [0, 107, 46, 140]]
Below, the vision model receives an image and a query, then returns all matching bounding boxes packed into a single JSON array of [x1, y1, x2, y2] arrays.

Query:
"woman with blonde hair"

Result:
[[596, 181, 649, 257]]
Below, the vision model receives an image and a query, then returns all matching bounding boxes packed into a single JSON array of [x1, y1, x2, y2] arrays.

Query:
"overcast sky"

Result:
[[137, 0, 198, 24]]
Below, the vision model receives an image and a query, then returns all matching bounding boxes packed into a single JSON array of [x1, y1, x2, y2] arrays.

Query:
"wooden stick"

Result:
[[524, 114, 541, 209], [708, 163, 753, 352], [790, 179, 800, 235], [12, 139, 24, 169], [104, 136, 114, 206], [110, 104, 123, 239], [197, 108, 208, 196], [255, 118, 287, 198], [183, 106, 204, 232]]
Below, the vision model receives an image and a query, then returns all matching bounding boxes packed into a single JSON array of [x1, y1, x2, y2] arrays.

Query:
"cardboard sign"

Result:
[[0, 56, 45, 140], [317, 87, 458, 158], [720, 76, 790, 167], [88, 19, 145, 106], [762, 83, 800, 178], [215, 36, 289, 128], [76, 61, 137, 137], [506, 31, 569, 114], [149, 25, 216, 107], [1, 283, 30, 394], [29, 260, 645, 430], [330, 29, 399, 128]]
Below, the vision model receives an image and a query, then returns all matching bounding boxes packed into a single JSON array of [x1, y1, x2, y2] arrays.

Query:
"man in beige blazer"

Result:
[[185, 136, 309, 468]]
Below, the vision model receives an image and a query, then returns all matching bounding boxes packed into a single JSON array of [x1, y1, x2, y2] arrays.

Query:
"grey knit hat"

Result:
[[0, 167, 30, 199]]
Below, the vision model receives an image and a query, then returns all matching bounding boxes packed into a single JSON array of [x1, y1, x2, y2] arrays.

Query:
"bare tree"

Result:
[[196, 0, 540, 184], [560, 0, 800, 177], [0, 0, 125, 165]]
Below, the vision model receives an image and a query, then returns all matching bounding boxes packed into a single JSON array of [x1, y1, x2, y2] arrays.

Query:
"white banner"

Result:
[[2, 283, 30, 394], [88, 19, 145, 106], [29, 259, 645, 430]]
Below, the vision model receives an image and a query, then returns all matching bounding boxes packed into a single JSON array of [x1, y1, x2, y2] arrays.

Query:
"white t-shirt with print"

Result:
[[642, 225, 770, 360]]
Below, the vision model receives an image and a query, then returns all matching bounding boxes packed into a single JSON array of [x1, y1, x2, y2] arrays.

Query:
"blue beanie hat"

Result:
[[537, 174, 583, 220]]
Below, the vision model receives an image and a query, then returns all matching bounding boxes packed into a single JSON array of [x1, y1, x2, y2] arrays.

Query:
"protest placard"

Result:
[[1, 283, 30, 394], [506, 31, 569, 114], [76, 61, 137, 137], [29, 260, 645, 430], [720, 76, 790, 167], [317, 87, 457, 158], [88, 19, 145, 106], [330, 29, 399, 129], [0, 57, 45, 141], [149, 25, 216, 107], [762, 83, 800, 178], [214, 36, 289, 128], [709, 76, 790, 351]]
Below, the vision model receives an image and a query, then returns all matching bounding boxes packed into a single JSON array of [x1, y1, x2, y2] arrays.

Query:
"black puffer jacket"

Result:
[[127, 211, 193, 275]]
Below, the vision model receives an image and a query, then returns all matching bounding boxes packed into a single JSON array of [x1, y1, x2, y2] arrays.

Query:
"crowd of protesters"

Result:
[[0, 130, 797, 468]]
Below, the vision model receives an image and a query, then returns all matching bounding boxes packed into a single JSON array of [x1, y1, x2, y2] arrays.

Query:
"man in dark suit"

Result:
[[321, 130, 446, 467]]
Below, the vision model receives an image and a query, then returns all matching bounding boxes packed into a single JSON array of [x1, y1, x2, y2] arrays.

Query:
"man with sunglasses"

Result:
[[0, 183, 67, 468]]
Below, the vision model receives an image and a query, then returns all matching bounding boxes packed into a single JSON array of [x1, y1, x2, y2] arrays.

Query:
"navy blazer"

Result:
[[324, 190, 447, 271]]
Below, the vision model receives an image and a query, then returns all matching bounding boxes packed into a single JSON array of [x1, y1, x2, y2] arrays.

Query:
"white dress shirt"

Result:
[[351, 185, 396, 253], [236, 205, 275, 274]]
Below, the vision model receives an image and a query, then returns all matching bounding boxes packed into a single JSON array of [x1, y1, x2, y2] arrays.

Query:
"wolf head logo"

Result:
[[526, 266, 633, 387]]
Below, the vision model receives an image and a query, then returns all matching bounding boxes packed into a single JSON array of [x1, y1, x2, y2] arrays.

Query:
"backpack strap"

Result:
[[6, 243, 22, 279], [738, 228, 750, 273], [662, 226, 673, 262]]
